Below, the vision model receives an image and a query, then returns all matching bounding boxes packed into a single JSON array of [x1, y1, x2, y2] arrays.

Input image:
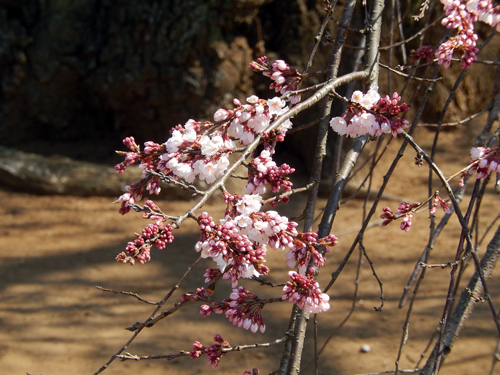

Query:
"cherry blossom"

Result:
[[249, 210, 299, 250], [286, 233, 338, 274], [195, 210, 269, 287], [267, 96, 288, 115], [250, 56, 302, 104], [468, 146, 500, 179], [410, 45, 435, 63], [330, 90, 409, 138], [380, 202, 420, 232], [98, 18, 500, 374], [436, 0, 500, 69], [351, 89, 380, 109], [115, 220, 174, 265], [184, 286, 269, 333], [282, 270, 331, 314], [113, 55, 336, 343], [430, 193, 453, 215], [189, 334, 230, 368], [114, 92, 295, 210], [246, 149, 295, 194], [235, 194, 263, 216], [216, 286, 267, 333]]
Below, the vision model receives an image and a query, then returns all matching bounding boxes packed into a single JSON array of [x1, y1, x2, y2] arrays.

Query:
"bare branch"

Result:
[[95, 286, 159, 305]]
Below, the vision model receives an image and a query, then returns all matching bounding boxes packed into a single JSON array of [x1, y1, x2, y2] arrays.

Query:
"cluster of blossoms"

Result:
[[282, 269, 331, 314], [430, 193, 453, 215], [250, 56, 302, 104], [197, 193, 339, 282], [195, 193, 295, 287], [195, 197, 270, 287], [113, 57, 302, 218], [245, 148, 295, 195], [192, 192, 338, 320], [468, 146, 500, 179], [219, 287, 266, 333], [381, 194, 454, 233], [330, 90, 410, 138], [183, 287, 267, 333], [223, 95, 292, 146], [285, 232, 338, 275], [217, 287, 266, 333], [410, 45, 436, 63], [468, 0, 500, 29], [189, 334, 230, 369], [380, 202, 420, 232], [113, 57, 340, 354], [380, 146, 499, 234], [114, 93, 294, 215], [115, 200, 174, 264], [437, 0, 500, 69]]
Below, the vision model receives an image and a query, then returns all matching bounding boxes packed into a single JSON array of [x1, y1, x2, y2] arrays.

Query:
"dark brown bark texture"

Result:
[[0, 0, 329, 163], [1, 0, 496, 196]]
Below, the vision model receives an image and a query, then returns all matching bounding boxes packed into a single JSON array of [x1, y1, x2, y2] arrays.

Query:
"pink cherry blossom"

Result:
[[282, 270, 331, 314], [249, 56, 302, 104], [468, 146, 500, 179], [330, 90, 409, 138]]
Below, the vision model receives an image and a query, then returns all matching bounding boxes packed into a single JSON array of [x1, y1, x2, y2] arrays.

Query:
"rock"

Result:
[[360, 344, 371, 353], [0, 146, 193, 199]]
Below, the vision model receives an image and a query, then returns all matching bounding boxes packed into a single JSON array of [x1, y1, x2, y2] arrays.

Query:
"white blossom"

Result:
[[267, 97, 287, 115], [351, 90, 364, 104], [247, 113, 270, 133], [228, 121, 244, 139], [236, 194, 262, 215], [175, 162, 195, 182], [200, 162, 217, 183], [214, 108, 230, 122], [165, 130, 184, 153], [470, 147, 486, 160], [330, 117, 347, 135], [239, 111, 252, 123], [246, 95, 259, 104], [304, 293, 330, 314], [182, 128, 197, 143], [240, 131, 255, 145], [233, 215, 252, 229], [199, 135, 223, 156], [360, 89, 380, 109]]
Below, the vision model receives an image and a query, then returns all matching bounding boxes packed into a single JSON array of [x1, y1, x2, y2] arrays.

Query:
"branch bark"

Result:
[[420, 224, 500, 375], [278, 1, 385, 373]]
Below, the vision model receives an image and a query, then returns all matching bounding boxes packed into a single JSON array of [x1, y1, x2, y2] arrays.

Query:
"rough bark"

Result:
[[0, 0, 330, 160]]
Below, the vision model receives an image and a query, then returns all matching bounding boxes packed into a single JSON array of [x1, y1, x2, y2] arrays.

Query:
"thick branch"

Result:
[[280, 1, 385, 374], [365, 0, 384, 88]]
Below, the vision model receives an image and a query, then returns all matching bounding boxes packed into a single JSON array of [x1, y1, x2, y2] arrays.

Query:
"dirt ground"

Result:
[[1, 125, 500, 375]]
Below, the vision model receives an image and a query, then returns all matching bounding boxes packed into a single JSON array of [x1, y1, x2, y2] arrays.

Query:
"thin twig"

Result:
[[262, 181, 318, 206], [95, 286, 159, 305], [117, 335, 290, 362], [359, 239, 385, 311], [419, 105, 492, 127], [92, 256, 202, 375], [379, 62, 442, 82], [479, 212, 500, 247], [400, 130, 500, 374], [356, 369, 423, 375]]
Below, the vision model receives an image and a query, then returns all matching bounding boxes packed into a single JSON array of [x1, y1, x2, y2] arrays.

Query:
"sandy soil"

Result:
[[1, 126, 500, 375]]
